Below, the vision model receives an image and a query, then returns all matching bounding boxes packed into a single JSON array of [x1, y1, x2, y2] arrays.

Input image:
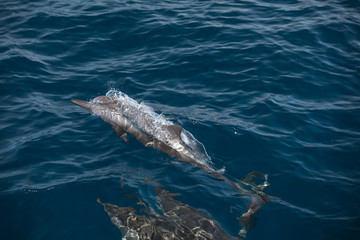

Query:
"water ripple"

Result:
[[1, 0, 359, 239]]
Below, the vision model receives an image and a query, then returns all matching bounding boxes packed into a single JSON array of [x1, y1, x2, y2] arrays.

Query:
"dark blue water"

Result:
[[1, 0, 359, 239]]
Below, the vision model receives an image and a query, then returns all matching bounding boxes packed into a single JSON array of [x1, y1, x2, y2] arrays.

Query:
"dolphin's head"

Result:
[[71, 96, 119, 114]]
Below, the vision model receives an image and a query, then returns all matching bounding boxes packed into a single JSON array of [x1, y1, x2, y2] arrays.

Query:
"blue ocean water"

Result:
[[1, 0, 359, 239]]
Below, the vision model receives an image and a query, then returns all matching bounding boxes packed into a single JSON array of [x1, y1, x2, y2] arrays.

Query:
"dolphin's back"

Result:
[[103, 91, 212, 165]]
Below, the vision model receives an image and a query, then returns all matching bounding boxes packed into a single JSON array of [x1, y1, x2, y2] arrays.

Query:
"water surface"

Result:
[[1, 0, 359, 239]]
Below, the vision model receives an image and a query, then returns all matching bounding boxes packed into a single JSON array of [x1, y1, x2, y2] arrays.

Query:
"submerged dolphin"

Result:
[[98, 187, 237, 240], [71, 91, 271, 237]]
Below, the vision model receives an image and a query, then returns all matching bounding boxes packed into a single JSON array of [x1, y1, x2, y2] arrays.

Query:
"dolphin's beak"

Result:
[[71, 99, 91, 111]]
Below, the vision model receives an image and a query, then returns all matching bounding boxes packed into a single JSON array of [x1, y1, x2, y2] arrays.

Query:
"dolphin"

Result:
[[97, 187, 237, 240], [71, 91, 271, 237]]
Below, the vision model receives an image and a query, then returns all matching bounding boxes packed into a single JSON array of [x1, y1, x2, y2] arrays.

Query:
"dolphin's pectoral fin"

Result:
[[166, 124, 183, 137], [133, 130, 155, 147], [112, 125, 130, 144], [120, 134, 130, 144]]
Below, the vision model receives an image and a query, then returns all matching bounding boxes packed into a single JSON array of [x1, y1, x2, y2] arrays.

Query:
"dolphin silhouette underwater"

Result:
[[98, 187, 237, 240], [71, 90, 271, 238]]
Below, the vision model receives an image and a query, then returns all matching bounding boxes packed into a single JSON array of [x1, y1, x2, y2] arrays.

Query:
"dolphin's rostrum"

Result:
[[71, 90, 271, 237]]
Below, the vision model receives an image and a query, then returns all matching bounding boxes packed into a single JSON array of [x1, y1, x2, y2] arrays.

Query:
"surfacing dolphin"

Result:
[[71, 90, 271, 237], [98, 187, 237, 240]]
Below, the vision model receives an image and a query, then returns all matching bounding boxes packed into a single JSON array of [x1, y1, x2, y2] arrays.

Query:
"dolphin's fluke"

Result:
[[71, 99, 91, 111]]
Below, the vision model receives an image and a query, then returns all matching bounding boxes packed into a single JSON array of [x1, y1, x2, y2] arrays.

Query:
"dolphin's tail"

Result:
[[71, 99, 91, 111], [235, 172, 275, 239]]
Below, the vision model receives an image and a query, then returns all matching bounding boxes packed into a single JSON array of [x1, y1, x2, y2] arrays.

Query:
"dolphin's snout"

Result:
[[71, 99, 91, 111]]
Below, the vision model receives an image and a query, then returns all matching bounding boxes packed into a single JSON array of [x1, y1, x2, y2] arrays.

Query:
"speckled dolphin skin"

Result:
[[72, 92, 272, 237], [98, 187, 237, 240]]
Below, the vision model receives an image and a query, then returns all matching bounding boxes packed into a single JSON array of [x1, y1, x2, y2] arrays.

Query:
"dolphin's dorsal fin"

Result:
[[166, 124, 183, 138], [111, 125, 130, 144]]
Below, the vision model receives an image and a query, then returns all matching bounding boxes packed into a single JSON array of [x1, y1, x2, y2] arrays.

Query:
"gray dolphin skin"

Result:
[[97, 187, 237, 240], [71, 91, 271, 238]]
